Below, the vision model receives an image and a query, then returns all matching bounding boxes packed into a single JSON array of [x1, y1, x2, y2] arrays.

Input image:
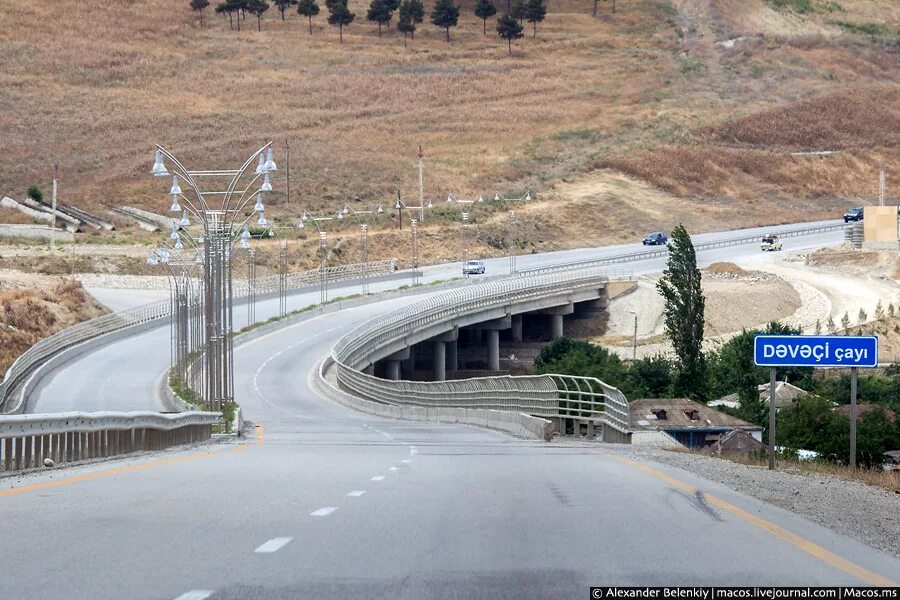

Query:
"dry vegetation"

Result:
[[0, 0, 897, 264], [0, 274, 108, 373]]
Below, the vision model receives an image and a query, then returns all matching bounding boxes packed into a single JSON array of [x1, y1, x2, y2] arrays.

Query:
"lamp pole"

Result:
[[51, 164, 58, 251], [150, 143, 274, 410], [629, 310, 637, 361], [446, 194, 484, 275], [508, 210, 517, 274], [417, 145, 425, 223], [411, 218, 419, 287]]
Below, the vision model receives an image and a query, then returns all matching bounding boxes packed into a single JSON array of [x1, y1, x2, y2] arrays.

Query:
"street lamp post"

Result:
[[508, 211, 518, 274], [336, 203, 384, 295], [150, 144, 273, 410], [411, 218, 419, 287], [297, 211, 333, 304], [446, 194, 484, 275]]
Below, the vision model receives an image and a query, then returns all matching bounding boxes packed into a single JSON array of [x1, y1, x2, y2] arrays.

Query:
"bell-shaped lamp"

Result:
[[169, 175, 182, 196], [260, 173, 273, 192], [255, 153, 266, 174], [264, 148, 277, 172], [253, 193, 265, 212], [257, 211, 268, 226], [180, 210, 190, 227], [174, 236, 183, 250], [151, 149, 169, 177], [241, 224, 251, 241], [494, 192, 501, 202], [170, 222, 179, 240]]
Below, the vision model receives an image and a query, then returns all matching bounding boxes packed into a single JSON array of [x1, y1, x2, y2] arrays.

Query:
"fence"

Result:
[[0, 411, 220, 473]]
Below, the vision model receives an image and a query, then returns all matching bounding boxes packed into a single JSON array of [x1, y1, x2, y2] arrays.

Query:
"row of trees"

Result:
[[191, 0, 547, 50]]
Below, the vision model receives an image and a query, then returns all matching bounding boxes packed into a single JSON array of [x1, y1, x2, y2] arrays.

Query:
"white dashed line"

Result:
[[347, 490, 366, 497], [401, 459, 411, 463], [389, 467, 398, 471], [310, 507, 338, 516], [371, 476, 386, 481], [174, 592, 214, 600], [410, 448, 418, 456], [254, 537, 293, 553]]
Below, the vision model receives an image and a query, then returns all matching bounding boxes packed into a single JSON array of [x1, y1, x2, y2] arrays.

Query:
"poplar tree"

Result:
[[657, 224, 706, 399]]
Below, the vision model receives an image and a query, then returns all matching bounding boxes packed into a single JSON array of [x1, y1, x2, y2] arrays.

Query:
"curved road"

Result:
[[4, 220, 897, 597]]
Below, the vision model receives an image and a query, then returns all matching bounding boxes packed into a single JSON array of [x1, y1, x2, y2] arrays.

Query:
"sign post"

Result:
[[753, 334, 877, 470]]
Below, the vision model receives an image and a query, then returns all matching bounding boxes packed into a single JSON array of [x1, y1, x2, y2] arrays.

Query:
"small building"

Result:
[[629, 398, 764, 449], [833, 404, 896, 422], [708, 393, 740, 410], [704, 429, 765, 456], [759, 381, 808, 409], [884, 450, 900, 470]]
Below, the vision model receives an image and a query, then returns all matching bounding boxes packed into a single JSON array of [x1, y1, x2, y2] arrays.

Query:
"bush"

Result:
[[27, 186, 43, 202]]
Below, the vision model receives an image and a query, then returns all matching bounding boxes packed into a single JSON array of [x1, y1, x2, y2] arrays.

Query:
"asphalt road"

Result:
[[1, 295, 898, 598], [7, 219, 896, 597]]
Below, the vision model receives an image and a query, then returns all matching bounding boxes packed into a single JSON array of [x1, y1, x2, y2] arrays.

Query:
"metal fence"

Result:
[[0, 411, 220, 473], [333, 265, 633, 434], [0, 260, 395, 413]]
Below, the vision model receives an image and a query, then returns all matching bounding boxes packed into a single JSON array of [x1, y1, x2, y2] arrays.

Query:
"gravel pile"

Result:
[[604, 444, 900, 557]]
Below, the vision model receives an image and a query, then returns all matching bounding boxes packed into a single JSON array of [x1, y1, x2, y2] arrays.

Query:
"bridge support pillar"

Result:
[[487, 330, 500, 371], [551, 314, 564, 339], [401, 345, 416, 378], [446, 340, 458, 373], [511, 314, 523, 343], [433, 341, 447, 381], [386, 360, 401, 381]]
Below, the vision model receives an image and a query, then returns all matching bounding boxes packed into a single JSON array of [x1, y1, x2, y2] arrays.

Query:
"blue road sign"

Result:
[[753, 335, 878, 368]]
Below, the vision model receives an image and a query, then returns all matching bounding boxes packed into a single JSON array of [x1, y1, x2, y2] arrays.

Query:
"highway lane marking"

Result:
[[372, 428, 395, 440], [347, 490, 366, 497], [248, 325, 341, 418], [310, 507, 338, 516], [0, 449, 220, 499], [174, 591, 214, 600], [254, 537, 293, 553], [389, 467, 398, 471], [371, 475, 386, 481], [401, 459, 411, 463], [608, 454, 898, 587]]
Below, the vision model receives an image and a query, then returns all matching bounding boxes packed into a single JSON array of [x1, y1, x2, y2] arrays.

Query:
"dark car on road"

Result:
[[844, 207, 864, 222], [642, 232, 668, 246]]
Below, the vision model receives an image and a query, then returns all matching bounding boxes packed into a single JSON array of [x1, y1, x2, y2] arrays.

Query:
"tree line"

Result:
[[190, 0, 548, 52]]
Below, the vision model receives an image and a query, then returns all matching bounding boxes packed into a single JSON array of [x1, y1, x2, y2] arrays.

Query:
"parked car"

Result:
[[760, 234, 782, 251], [642, 232, 668, 246], [462, 260, 485, 275], [843, 207, 864, 222]]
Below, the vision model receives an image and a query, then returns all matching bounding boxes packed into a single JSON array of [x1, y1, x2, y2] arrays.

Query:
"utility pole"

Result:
[[879, 161, 885, 206], [411, 218, 419, 287], [417, 145, 425, 223], [508, 211, 517, 274], [396, 190, 403, 231], [768, 367, 776, 470], [51, 164, 58, 251], [285, 139, 291, 206]]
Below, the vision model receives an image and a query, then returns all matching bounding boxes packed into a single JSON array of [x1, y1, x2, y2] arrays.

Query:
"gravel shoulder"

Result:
[[601, 443, 900, 558]]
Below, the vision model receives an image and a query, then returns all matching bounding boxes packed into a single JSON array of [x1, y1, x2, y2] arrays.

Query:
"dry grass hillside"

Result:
[[0, 0, 897, 258], [0, 273, 108, 373]]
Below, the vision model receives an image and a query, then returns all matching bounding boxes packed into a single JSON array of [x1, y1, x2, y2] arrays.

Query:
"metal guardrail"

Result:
[[333, 266, 633, 434], [518, 222, 846, 276], [332, 221, 845, 435], [0, 411, 220, 473], [0, 260, 395, 412]]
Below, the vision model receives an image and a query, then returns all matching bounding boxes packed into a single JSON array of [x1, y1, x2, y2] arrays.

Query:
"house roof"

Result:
[[629, 398, 763, 431], [758, 381, 808, 408], [709, 392, 741, 409]]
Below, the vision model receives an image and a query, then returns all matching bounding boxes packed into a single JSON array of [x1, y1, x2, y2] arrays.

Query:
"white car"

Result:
[[462, 260, 485, 275]]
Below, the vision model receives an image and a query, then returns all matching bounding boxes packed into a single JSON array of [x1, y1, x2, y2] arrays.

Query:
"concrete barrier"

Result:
[[0, 223, 73, 242], [313, 356, 554, 441]]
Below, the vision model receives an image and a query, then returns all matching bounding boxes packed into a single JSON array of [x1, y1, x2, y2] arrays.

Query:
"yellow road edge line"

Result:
[[255, 423, 265, 446], [604, 454, 897, 587], [0, 449, 220, 498]]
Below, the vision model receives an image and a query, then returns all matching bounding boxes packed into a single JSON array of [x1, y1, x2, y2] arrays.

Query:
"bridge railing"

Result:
[[0, 411, 221, 473], [332, 265, 633, 435], [0, 260, 396, 413]]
